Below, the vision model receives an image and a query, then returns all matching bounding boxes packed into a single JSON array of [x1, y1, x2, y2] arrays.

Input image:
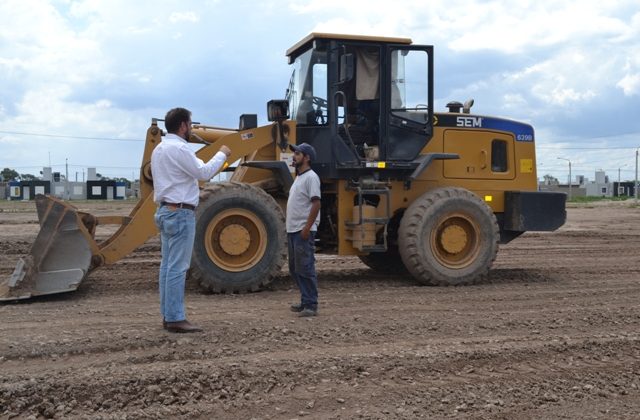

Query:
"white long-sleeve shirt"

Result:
[[151, 133, 227, 207]]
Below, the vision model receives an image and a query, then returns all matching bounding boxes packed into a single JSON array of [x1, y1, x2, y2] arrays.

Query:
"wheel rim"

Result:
[[204, 208, 267, 272], [430, 212, 481, 269]]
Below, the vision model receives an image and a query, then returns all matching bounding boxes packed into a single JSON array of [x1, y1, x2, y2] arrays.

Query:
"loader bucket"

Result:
[[0, 195, 96, 301]]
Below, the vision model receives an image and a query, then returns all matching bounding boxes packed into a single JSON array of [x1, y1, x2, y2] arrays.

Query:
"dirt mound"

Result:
[[1, 203, 640, 418]]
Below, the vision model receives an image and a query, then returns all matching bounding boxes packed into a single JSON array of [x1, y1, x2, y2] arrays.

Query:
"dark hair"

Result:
[[164, 107, 191, 134]]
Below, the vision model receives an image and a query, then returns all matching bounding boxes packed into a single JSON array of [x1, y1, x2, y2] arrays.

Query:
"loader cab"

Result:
[[285, 33, 434, 179]]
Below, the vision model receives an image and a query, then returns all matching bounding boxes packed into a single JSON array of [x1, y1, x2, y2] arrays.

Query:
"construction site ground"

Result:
[[1, 199, 639, 419]]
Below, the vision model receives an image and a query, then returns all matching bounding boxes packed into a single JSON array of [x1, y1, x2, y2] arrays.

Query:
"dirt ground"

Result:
[[1, 199, 639, 419]]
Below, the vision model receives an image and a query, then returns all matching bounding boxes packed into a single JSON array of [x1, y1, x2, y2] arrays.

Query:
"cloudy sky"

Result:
[[1, 0, 639, 183]]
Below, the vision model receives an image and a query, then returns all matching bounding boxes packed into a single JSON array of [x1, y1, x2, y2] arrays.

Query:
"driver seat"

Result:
[[296, 98, 315, 125]]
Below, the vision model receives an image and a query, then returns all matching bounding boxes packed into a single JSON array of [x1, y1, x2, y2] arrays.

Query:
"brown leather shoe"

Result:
[[165, 320, 202, 333]]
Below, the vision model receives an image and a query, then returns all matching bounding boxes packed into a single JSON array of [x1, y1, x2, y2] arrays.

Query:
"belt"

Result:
[[161, 201, 196, 211]]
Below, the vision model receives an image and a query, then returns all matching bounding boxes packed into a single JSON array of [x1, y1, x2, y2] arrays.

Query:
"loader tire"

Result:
[[398, 187, 499, 286], [358, 250, 407, 275], [358, 213, 408, 274], [191, 182, 286, 293]]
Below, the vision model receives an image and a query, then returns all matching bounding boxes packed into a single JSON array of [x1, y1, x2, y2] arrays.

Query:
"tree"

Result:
[[542, 174, 559, 185], [1, 168, 19, 181], [20, 173, 37, 181]]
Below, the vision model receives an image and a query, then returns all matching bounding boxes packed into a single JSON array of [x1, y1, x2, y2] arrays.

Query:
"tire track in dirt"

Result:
[[2, 203, 640, 418], [2, 328, 639, 418]]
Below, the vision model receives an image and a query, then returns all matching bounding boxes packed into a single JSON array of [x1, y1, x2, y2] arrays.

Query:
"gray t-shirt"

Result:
[[286, 169, 321, 233]]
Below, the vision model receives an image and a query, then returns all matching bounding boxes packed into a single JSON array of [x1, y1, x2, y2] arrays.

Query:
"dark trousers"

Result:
[[287, 231, 318, 308]]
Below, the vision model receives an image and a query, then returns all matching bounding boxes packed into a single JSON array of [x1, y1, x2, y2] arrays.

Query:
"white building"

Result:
[[584, 170, 612, 197]]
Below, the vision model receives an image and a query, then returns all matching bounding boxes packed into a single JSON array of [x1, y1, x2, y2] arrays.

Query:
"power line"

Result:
[[536, 130, 640, 143], [537, 146, 638, 150], [0, 130, 142, 142]]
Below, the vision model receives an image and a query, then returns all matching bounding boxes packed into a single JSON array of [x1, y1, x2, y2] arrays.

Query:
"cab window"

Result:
[[390, 49, 429, 124], [491, 139, 508, 172]]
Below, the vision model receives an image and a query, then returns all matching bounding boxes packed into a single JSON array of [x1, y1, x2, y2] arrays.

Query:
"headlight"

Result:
[[267, 100, 289, 121]]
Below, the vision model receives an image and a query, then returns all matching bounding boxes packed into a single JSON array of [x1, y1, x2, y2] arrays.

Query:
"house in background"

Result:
[[539, 170, 637, 198], [584, 171, 612, 198], [8, 166, 126, 200], [612, 181, 637, 197], [9, 180, 50, 200]]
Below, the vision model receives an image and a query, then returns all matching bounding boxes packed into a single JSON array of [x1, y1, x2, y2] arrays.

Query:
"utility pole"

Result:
[[618, 167, 621, 185], [635, 148, 638, 204], [618, 164, 626, 197], [65, 158, 69, 200], [557, 157, 572, 201]]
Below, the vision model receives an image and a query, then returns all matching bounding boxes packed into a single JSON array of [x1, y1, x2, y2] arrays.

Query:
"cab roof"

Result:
[[286, 33, 413, 59]]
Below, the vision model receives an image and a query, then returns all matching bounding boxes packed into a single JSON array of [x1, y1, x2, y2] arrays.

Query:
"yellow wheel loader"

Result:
[[1, 33, 566, 301]]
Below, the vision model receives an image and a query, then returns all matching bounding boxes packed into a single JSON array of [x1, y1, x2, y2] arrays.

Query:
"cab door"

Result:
[[381, 45, 434, 161]]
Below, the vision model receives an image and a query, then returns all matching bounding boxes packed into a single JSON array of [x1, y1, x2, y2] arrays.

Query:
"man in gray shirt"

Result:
[[286, 143, 321, 317]]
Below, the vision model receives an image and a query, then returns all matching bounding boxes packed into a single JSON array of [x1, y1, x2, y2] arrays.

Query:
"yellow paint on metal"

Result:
[[439, 224, 467, 254], [100, 122, 280, 265], [442, 130, 515, 181], [204, 208, 268, 272], [218, 224, 251, 256], [431, 213, 481, 269], [520, 158, 533, 173]]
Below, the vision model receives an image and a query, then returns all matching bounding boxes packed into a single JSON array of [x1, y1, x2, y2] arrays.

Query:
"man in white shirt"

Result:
[[286, 143, 321, 317], [151, 107, 231, 333]]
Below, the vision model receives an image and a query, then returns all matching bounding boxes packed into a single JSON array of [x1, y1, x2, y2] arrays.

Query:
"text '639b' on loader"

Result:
[[1, 33, 566, 301]]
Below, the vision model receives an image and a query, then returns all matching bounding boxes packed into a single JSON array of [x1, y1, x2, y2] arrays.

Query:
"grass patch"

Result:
[[569, 196, 632, 203]]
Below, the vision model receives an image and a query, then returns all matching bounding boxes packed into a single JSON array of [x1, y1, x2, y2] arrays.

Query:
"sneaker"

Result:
[[298, 307, 318, 317], [290, 303, 304, 312]]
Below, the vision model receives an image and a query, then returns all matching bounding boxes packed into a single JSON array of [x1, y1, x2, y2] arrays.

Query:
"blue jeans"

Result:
[[154, 206, 195, 322], [288, 231, 318, 309]]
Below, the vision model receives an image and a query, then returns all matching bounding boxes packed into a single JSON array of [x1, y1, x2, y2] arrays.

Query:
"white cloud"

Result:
[[0, 0, 639, 181], [539, 87, 596, 106], [0, 0, 105, 88], [431, 1, 631, 54], [502, 93, 527, 110], [168, 11, 200, 24], [616, 50, 640, 95], [617, 73, 640, 95]]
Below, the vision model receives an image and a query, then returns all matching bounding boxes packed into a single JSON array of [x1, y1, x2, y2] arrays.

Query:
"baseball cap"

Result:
[[289, 142, 317, 161]]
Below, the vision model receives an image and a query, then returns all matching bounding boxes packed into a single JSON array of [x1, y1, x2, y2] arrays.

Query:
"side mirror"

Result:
[[339, 53, 354, 84], [267, 100, 290, 121]]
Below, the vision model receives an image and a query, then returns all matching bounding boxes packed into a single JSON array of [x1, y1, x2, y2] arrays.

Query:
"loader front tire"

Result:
[[398, 187, 499, 286], [191, 182, 286, 293]]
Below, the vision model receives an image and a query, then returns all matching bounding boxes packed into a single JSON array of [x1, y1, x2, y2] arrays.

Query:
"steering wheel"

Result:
[[311, 96, 328, 124], [312, 96, 328, 109]]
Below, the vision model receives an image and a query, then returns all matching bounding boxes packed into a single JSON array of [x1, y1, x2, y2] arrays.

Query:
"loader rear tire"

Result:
[[398, 187, 499, 286], [190, 182, 286, 293]]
